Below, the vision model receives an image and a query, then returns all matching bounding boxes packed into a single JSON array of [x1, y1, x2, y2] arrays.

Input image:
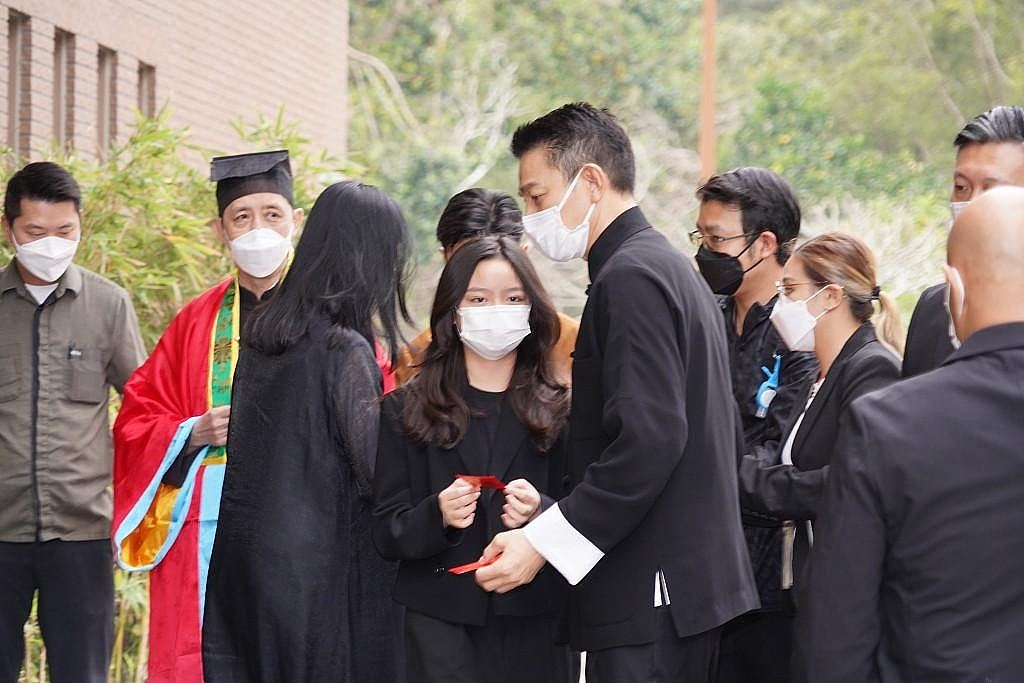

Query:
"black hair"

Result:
[[435, 188, 523, 250], [696, 167, 801, 265], [4, 161, 81, 220], [955, 106, 1024, 148], [246, 181, 412, 360], [511, 102, 636, 194], [400, 236, 568, 451]]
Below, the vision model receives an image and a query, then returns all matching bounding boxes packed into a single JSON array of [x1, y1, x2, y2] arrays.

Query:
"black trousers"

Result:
[[404, 609, 573, 683], [0, 540, 113, 683], [585, 607, 721, 683], [715, 610, 793, 683]]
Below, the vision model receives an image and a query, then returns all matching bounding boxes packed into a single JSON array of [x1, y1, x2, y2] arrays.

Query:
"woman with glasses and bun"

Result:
[[737, 232, 903, 641], [372, 192, 573, 682]]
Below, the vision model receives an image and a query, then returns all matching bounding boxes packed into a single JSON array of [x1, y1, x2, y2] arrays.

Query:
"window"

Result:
[[7, 11, 31, 155], [137, 62, 156, 117], [97, 46, 117, 153], [53, 29, 75, 149]]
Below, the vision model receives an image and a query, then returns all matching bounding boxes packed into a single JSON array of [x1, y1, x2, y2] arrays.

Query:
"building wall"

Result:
[[0, 0, 348, 160]]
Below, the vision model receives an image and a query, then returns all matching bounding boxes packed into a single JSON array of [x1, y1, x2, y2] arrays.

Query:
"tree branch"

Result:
[[347, 45, 425, 140]]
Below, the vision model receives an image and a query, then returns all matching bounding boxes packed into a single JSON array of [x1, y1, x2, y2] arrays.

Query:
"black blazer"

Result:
[[796, 322, 1024, 682], [558, 207, 758, 651], [372, 390, 568, 626], [902, 283, 955, 378], [738, 324, 900, 579]]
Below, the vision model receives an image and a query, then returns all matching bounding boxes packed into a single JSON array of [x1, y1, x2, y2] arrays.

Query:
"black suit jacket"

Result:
[[796, 322, 1024, 682], [902, 283, 956, 378], [372, 390, 568, 626], [558, 207, 758, 651], [738, 324, 900, 580]]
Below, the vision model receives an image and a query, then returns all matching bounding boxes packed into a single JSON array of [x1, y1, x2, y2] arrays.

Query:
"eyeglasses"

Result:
[[688, 229, 760, 247], [775, 280, 830, 298]]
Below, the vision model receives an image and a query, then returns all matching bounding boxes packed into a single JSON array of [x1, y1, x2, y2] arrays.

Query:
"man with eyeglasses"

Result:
[[693, 167, 818, 683]]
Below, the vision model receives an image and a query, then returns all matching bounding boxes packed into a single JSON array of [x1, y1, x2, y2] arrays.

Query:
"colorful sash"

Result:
[[203, 280, 239, 465], [115, 280, 239, 569]]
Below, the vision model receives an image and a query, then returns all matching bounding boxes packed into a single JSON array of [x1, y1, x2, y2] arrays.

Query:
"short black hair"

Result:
[[696, 167, 801, 265], [955, 106, 1024, 149], [511, 102, 636, 194], [4, 161, 82, 220], [436, 188, 523, 250]]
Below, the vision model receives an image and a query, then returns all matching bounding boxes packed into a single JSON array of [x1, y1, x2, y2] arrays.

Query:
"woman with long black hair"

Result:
[[372, 224, 573, 682], [202, 181, 411, 682]]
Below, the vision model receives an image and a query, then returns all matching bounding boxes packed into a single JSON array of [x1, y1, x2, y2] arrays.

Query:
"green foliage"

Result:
[[716, 0, 1024, 166], [347, 0, 1021, 312], [722, 77, 944, 203], [1, 109, 220, 348], [348, 0, 705, 263], [231, 107, 358, 214]]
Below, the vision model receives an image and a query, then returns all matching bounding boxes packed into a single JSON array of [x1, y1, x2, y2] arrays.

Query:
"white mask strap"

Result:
[[557, 168, 586, 211]]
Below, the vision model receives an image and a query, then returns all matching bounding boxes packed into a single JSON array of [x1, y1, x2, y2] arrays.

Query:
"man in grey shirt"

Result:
[[0, 162, 146, 683]]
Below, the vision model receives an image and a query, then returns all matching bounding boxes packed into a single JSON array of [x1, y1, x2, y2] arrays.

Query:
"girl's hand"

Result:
[[439, 478, 480, 529], [501, 479, 541, 529]]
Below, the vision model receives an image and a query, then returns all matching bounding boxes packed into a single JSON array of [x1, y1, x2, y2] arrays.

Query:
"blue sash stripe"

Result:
[[113, 416, 208, 571]]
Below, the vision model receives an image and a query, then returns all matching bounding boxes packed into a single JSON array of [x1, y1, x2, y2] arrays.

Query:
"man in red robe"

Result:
[[112, 151, 395, 683]]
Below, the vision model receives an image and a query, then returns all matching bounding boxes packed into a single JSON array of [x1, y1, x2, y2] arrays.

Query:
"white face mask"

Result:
[[457, 304, 532, 361], [770, 287, 830, 353], [229, 226, 292, 278], [10, 232, 79, 283], [944, 267, 965, 350], [950, 201, 970, 223], [521, 169, 596, 262]]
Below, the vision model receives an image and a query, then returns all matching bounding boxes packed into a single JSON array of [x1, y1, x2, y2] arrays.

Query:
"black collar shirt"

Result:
[[720, 294, 817, 611]]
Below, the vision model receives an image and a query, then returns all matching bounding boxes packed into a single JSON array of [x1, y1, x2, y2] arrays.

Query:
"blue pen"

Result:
[[755, 354, 782, 418]]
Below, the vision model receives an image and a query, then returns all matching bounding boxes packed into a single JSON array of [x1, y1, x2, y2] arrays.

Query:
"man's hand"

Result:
[[501, 479, 541, 529], [187, 406, 231, 450], [475, 530, 546, 594], [439, 478, 480, 529]]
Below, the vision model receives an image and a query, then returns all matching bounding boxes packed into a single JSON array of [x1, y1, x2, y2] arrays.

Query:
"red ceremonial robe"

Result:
[[112, 278, 394, 683]]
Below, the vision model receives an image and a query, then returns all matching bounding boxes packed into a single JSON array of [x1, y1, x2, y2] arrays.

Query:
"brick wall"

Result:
[[0, 0, 348, 160]]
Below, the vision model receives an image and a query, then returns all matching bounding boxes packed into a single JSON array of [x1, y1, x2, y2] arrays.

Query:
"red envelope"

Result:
[[448, 554, 502, 575], [456, 474, 506, 490]]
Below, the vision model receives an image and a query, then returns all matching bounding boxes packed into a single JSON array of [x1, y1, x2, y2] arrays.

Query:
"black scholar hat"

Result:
[[210, 149, 293, 215]]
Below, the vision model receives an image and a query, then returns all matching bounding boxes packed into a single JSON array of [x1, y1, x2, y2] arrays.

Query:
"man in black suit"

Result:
[[796, 186, 1024, 681], [476, 103, 758, 681], [903, 105, 1024, 377]]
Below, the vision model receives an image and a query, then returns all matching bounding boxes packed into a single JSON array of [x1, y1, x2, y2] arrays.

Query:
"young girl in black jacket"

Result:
[[373, 195, 572, 683]]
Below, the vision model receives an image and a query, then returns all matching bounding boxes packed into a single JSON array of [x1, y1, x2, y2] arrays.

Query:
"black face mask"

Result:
[[695, 241, 763, 296]]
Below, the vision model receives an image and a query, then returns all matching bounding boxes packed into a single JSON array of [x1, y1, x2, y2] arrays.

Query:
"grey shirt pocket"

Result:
[[67, 347, 107, 403], [0, 343, 22, 403]]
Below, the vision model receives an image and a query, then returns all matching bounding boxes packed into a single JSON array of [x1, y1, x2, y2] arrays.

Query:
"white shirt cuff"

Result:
[[654, 570, 671, 606], [523, 502, 604, 585]]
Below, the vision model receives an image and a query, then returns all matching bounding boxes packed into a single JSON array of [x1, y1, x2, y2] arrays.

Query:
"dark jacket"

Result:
[[372, 390, 569, 626], [738, 323, 900, 583], [203, 323, 401, 683], [559, 207, 758, 651], [902, 283, 955, 378], [796, 322, 1024, 682], [720, 295, 818, 611]]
